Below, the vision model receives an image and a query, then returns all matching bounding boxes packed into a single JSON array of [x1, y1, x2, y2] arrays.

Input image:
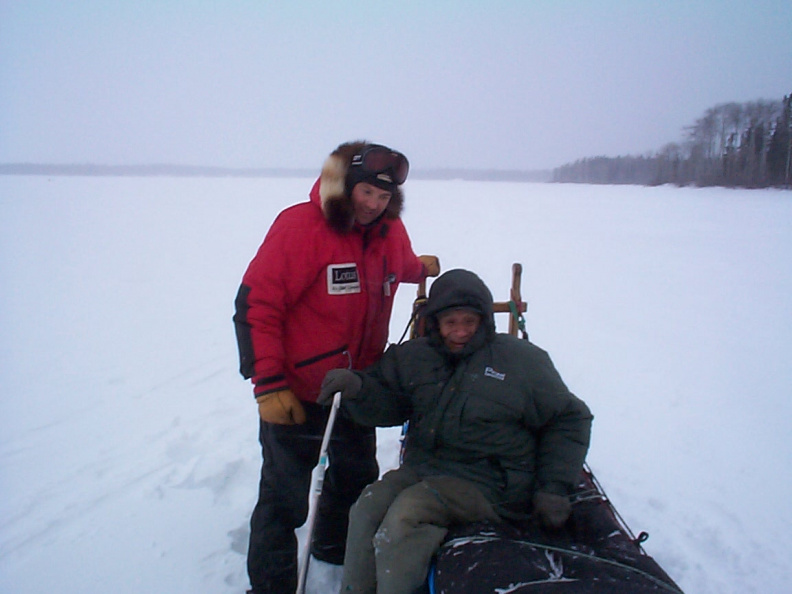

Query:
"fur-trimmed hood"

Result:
[[318, 140, 405, 233]]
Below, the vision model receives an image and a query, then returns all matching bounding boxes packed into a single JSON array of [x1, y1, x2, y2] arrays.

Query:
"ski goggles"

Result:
[[350, 145, 410, 185]]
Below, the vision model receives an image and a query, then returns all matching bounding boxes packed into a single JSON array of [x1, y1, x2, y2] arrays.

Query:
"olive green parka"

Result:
[[343, 269, 593, 519]]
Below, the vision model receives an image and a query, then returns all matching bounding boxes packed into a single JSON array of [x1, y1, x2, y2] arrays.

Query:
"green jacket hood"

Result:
[[423, 269, 497, 351]]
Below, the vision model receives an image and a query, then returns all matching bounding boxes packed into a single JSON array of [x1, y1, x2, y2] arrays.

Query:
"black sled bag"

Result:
[[430, 472, 683, 593]]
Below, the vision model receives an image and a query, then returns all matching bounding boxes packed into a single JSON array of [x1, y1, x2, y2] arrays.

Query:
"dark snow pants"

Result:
[[247, 402, 378, 594], [341, 466, 500, 594]]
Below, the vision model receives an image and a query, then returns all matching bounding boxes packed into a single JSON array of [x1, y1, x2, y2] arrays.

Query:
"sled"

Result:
[[405, 264, 683, 593], [429, 465, 683, 593]]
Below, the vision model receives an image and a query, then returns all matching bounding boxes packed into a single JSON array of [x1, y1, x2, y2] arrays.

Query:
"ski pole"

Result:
[[296, 391, 342, 594]]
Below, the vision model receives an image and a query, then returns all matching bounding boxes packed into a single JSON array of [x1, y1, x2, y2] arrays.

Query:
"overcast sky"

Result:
[[1, 1, 790, 172]]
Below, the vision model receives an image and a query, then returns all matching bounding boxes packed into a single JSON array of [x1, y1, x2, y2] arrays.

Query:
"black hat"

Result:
[[344, 144, 409, 195], [346, 166, 398, 194]]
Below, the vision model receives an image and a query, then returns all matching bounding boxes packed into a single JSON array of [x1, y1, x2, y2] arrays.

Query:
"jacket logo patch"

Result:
[[327, 263, 361, 294], [484, 366, 506, 381]]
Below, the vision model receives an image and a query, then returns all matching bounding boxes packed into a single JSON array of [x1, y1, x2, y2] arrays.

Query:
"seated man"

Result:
[[319, 269, 593, 594]]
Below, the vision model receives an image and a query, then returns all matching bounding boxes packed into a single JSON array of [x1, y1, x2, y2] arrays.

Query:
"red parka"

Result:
[[234, 177, 426, 402]]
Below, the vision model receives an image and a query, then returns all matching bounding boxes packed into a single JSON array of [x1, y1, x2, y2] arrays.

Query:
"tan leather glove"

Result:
[[532, 491, 572, 529], [256, 389, 307, 425], [419, 254, 441, 277]]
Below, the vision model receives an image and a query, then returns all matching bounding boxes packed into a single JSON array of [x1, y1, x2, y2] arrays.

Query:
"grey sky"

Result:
[[1, 1, 790, 171]]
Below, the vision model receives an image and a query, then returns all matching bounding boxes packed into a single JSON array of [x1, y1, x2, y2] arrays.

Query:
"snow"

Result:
[[1, 175, 790, 593]]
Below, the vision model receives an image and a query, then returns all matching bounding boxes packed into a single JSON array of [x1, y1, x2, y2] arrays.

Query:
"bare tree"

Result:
[[553, 95, 789, 189]]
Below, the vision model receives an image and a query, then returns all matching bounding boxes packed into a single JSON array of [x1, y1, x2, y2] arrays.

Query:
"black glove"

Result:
[[532, 491, 571, 529], [318, 369, 362, 405]]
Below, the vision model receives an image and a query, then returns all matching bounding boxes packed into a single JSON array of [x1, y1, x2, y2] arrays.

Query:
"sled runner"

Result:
[[403, 264, 683, 594]]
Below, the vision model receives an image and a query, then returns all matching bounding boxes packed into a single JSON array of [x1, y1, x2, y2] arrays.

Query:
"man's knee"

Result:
[[352, 468, 420, 521], [349, 483, 385, 528], [376, 481, 449, 540], [377, 477, 498, 537]]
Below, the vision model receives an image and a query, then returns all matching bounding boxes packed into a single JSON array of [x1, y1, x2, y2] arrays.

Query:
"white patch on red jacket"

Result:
[[327, 263, 361, 294]]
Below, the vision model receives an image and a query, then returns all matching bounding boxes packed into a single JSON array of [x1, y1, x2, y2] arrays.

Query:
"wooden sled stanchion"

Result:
[[408, 263, 527, 340]]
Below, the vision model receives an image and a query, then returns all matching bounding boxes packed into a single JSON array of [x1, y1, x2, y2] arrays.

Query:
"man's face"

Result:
[[438, 309, 481, 352], [350, 182, 392, 225]]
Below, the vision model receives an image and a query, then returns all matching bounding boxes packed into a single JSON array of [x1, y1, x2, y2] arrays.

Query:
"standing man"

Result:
[[233, 141, 440, 593]]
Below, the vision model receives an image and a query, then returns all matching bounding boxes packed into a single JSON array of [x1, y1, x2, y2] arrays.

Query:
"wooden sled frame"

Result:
[[409, 262, 528, 340]]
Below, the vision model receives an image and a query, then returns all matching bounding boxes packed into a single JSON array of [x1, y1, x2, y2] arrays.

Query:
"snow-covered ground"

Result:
[[1, 175, 790, 593]]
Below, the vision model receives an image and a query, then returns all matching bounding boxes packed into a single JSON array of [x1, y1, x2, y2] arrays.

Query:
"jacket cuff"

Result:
[[254, 375, 288, 398]]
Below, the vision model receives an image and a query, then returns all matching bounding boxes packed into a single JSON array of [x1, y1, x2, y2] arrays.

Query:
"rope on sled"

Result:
[[396, 306, 420, 344], [582, 463, 650, 548], [439, 535, 684, 594], [508, 299, 528, 340]]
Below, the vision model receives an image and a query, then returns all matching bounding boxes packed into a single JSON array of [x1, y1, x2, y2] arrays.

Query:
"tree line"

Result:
[[552, 94, 792, 189]]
